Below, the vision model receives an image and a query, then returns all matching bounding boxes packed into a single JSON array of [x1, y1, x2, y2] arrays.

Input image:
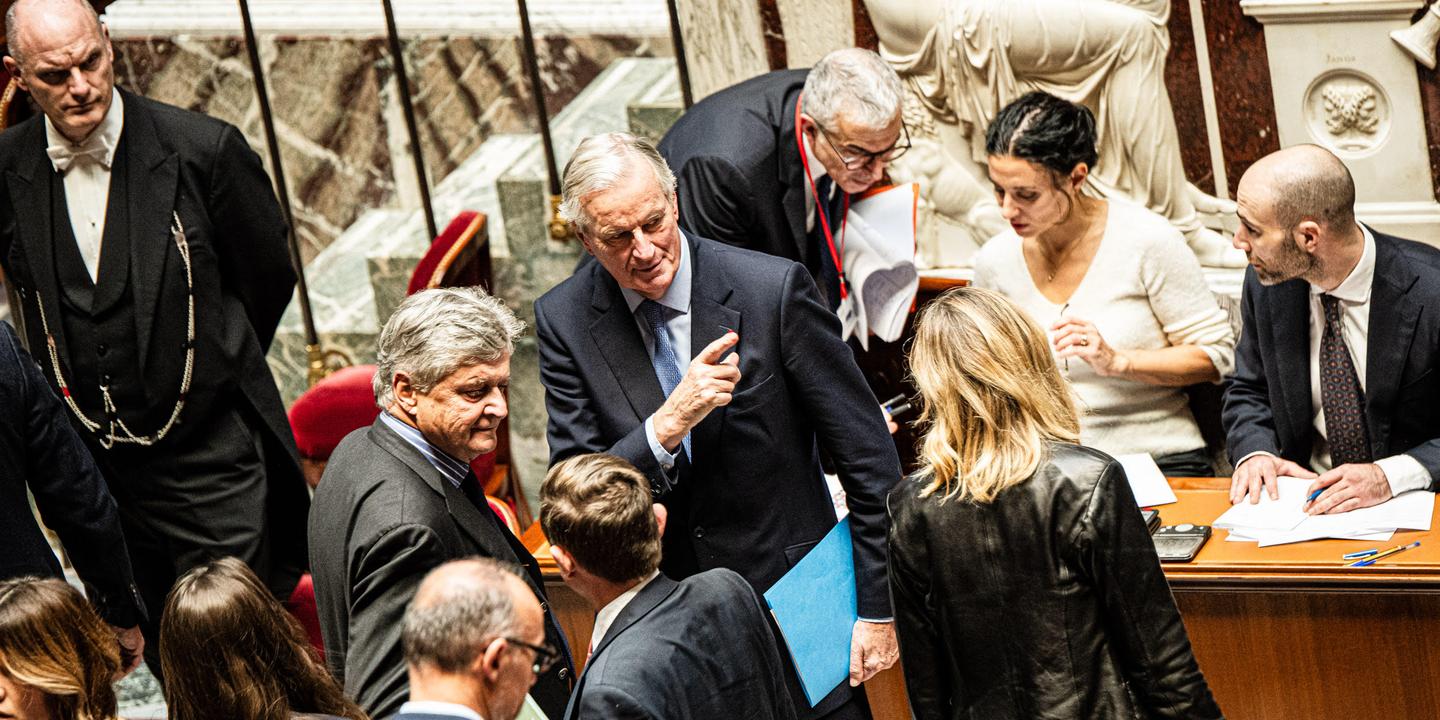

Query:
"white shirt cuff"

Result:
[[644, 415, 677, 470], [1375, 454, 1433, 496], [1234, 450, 1277, 470]]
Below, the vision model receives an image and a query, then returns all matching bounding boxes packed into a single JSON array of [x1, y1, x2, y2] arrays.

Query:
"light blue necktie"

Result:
[[638, 299, 689, 457]]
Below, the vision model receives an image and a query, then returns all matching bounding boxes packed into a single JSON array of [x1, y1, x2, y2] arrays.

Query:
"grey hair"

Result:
[[558, 132, 677, 236], [5, 0, 104, 64], [801, 47, 903, 130], [373, 286, 525, 408], [402, 558, 526, 673]]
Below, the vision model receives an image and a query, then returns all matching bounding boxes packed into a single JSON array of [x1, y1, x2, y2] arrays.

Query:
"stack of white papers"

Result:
[[837, 184, 919, 349], [1216, 476, 1435, 547]]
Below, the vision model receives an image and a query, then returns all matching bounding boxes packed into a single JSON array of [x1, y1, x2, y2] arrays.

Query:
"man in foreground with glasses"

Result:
[[540, 453, 796, 720], [397, 558, 556, 720], [658, 47, 906, 310]]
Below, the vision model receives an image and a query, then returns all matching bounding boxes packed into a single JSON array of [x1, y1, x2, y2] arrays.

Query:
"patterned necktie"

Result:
[[1319, 294, 1372, 465], [638, 300, 689, 456]]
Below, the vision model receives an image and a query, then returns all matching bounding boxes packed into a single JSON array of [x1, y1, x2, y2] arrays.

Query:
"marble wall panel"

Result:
[[677, 0, 770, 99], [1166, 0, 1217, 194], [1201, 0, 1281, 198], [1412, 2, 1440, 202], [112, 33, 667, 269]]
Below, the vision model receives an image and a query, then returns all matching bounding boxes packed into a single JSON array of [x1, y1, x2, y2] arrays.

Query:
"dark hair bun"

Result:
[[984, 91, 1099, 177]]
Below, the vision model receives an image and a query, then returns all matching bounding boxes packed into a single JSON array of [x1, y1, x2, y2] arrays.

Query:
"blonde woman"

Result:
[[887, 287, 1222, 720], [0, 578, 123, 720]]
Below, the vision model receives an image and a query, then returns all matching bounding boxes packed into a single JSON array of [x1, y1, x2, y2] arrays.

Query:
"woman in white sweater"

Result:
[[973, 91, 1235, 476]]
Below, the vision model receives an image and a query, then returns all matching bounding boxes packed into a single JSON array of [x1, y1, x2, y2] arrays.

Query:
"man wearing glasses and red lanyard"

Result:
[[658, 48, 908, 312]]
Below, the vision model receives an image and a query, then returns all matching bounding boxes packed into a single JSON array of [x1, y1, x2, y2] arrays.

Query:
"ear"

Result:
[[549, 544, 577, 579], [3, 57, 25, 91], [798, 112, 818, 139], [1293, 220, 1322, 252], [1069, 163, 1090, 189], [392, 372, 419, 414], [476, 637, 507, 683], [652, 504, 668, 539]]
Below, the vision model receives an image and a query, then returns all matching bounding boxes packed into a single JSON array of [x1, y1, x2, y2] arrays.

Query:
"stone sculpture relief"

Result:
[[865, 0, 1245, 268]]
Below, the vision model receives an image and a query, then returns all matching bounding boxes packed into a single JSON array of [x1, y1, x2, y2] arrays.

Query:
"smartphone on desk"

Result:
[[1153, 524, 1210, 563]]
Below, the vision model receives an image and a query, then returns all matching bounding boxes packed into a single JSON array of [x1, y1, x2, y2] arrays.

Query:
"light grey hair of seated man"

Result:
[[371, 286, 525, 409], [801, 47, 904, 132], [557, 131, 677, 237], [401, 557, 549, 720]]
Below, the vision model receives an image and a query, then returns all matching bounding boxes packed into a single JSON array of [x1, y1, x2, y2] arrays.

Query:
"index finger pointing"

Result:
[[696, 332, 739, 364]]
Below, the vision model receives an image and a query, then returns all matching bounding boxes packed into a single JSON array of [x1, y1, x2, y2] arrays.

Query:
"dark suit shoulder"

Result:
[[890, 443, 1118, 522], [124, 91, 235, 142], [1380, 232, 1440, 280], [312, 426, 449, 543]]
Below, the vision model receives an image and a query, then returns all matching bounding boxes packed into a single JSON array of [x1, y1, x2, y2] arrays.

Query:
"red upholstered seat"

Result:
[[287, 364, 379, 461], [285, 573, 325, 663], [406, 210, 490, 296]]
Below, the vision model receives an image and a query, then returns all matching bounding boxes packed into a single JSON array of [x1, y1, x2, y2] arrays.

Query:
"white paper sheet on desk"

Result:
[[1213, 476, 1311, 532], [841, 185, 918, 349], [1219, 487, 1433, 546], [1225, 528, 1395, 544], [1113, 453, 1177, 507]]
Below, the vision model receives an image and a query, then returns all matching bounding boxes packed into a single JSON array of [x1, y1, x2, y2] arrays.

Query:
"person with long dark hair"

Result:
[[973, 90, 1234, 476], [159, 558, 366, 720], [887, 287, 1222, 719]]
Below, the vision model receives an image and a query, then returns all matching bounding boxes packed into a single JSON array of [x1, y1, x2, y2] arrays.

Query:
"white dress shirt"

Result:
[[44, 87, 124, 283], [1304, 227, 1430, 494], [396, 700, 485, 720], [801, 134, 831, 233], [589, 570, 661, 651], [625, 235, 693, 470]]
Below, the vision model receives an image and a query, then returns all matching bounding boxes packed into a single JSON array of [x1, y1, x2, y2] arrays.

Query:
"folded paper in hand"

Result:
[[837, 184, 919, 349]]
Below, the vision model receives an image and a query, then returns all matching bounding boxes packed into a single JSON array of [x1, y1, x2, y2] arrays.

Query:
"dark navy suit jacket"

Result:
[[564, 570, 795, 720], [0, 321, 143, 626], [1222, 230, 1440, 481]]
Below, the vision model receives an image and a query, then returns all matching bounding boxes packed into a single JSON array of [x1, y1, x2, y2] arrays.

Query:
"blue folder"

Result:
[[764, 518, 857, 706]]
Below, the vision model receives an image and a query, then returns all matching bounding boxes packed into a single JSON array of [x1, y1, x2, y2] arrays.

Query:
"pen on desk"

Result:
[[1341, 549, 1378, 560], [1347, 540, 1421, 567]]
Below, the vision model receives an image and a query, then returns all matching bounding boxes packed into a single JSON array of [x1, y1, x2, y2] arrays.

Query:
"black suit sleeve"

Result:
[[7, 325, 144, 627], [1075, 462, 1223, 720], [206, 124, 295, 351], [673, 156, 759, 252], [577, 684, 662, 720], [778, 263, 901, 618], [535, 297, 673, 489], [1221, 271, 1281, 465], [345, 522, 448, 718]]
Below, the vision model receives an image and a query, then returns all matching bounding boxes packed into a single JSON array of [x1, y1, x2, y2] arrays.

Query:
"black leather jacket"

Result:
[[887, 442, 1223, 720]]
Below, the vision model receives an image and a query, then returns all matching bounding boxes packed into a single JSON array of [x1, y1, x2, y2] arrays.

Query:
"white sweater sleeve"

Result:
[[1139, 230, 1236, 379]]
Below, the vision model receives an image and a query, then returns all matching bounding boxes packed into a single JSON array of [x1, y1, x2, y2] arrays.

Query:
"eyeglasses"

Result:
[[814, 120, 911, 170], [503, 637, 561, 675]]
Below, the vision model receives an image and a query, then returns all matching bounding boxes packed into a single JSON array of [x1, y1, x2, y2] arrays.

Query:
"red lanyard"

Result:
[[795, 94, 850, 299]]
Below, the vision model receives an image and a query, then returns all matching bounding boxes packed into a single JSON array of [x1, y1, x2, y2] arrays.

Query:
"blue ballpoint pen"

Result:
[[1306, 488, 1324, 503], [1349, 541, 1421, 567], [1341, 549, 1378, 560]]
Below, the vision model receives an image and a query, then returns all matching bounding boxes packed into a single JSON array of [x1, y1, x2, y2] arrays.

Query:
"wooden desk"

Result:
[[1160, 477, 1440, 719], [523, 479, 1440, 720]]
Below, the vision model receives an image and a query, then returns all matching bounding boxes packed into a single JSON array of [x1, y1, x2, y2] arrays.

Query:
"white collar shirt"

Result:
[[589, 570, 661, 652], [396, 700, 485, 720], [44, 87, 124, 283]]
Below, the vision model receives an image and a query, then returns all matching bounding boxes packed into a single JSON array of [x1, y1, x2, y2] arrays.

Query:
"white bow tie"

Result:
[[46, 137, 114, 173]]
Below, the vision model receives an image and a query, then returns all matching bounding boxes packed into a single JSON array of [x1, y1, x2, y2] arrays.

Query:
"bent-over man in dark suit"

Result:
[[0, 320, 145, 674], [395, 558, 556, 720], [540, 453, 795, 720], [657, 48, 905, 306], [310, 287, 573, 719], [535, 132, 901, 720], [1224, 144, 1440, 511], [0, 0, 306, 670]]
